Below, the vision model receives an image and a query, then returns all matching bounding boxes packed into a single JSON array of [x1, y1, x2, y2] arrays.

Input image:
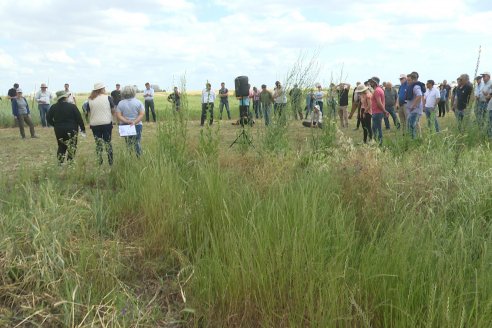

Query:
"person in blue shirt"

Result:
[[396, 74, 409, 134]]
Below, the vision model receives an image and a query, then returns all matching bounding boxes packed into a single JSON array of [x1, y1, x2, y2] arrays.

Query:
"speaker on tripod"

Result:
[[235, 76, 249, 97]]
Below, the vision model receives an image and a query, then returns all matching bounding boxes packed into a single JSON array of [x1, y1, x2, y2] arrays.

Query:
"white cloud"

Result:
[[46, 51, 76, 64]]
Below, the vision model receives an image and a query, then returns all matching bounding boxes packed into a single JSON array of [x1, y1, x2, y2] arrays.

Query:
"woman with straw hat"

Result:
[[355, 83, 373, 143], [46, 91, 86, 163], [86, 83, 115, 165]]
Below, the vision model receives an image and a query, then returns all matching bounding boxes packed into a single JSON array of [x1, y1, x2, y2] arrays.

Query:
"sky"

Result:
[[1, 0, 492, 94]]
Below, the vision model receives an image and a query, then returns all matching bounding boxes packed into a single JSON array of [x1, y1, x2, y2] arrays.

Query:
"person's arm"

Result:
[[376, 92, 385, 113], [423, 93, 427, 108], [46, 107, 54, 126], [73, 106, 86, 132], [108, 96, 116, 113]]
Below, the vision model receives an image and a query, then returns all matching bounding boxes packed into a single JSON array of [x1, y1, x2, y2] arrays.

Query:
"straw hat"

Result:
[[355, 84, 368, 93], [40, 83, 48, 88], [93, 83, 105, 91], [55, 90, 69, 101]]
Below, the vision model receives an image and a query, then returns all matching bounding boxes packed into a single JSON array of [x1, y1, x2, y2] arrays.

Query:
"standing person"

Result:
[[368, 77, 387, 145], [474, 75, 484, 127], [438, 85, 447, 117], [442, 80, 451, 113], [64, 83, 76, 105], [337, 83, 350, 128], [305, 89, 314, 119], [273, 81, 287, 118], [86, 83, 115, 165], [237, 88, 251, 126], [167, 87, 181, 112], [349, 82, 362, 130], [7, 83, 20, 123], [201, 82, 215, 126], [314, 84, 325, 114], [383, 82, 400, 129], [35, 83, 53, 127], [218, 82, 231, 120], [356, 84, 372, 143], [110, 84, 122, 107], [302, 104, 323, 128], [289, 84, 303, 120], [477, 72, 492, 129], [406, 73, 424, 139], [143, 82, 156, 122], [46, 90, 86, 163], [115, 86, 145, 157], [260, 84, 274, 126], [423, 80, 440, 133], [396, 74, 409, 134], [327, 83, 338, 120], [454, 74, 473, 130], [12, 88, 37, 139], [252, 86, 262, 119]]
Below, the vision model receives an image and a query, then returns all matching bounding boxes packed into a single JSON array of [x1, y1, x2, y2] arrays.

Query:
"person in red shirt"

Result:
[[368, 77, 389, 145]]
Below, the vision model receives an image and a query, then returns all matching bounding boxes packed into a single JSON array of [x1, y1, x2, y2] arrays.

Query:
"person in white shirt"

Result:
[[423, 80, 440, 133], [302, 104, 323, 129], [64, 83, 76, 105], [143, 82, 156, 122], [35, 83, 53, 127], [201, 82, 216, 126]]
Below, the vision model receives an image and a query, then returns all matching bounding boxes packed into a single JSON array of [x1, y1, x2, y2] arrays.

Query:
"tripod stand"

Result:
[[230, 127, 254, 149]]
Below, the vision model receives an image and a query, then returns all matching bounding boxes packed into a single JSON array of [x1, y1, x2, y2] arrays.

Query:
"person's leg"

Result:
[[432, 108, 440, 132], [362, 113, 368, 143], [338, 106, 343, 127], [388, 107, 399, 128], [91, 126, 104, 164], [144, 101, 150, 122], [383, 113, 390, 129], [66, 130, 78, 162], [264, 104, 270, 126], [17, 115, 26, 138], [135, 124, 143, 157], [373, 113, 383, 145], [38, 105, 46, 127], [150, 100, 156, 122], [225, 101, 231, 119], [200, 103, 207, 126], [356, 107, 361, 129], [425, 107, 432, 130], [342, 106, 348, 128], [209, 103, 214, 125], [102, 124, 113, 165], [318, 101, 323, 114], [219, 101, 224, 119], [408, 112, 419, 139], [54, 128, 68, 163], [398, 107, 407, 134], [24, 115, 36, 137]]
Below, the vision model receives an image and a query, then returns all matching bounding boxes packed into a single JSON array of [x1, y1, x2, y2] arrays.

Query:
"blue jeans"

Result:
[[488, 110, 492, 138], [124, 124, 142, 157], [262, 103, 272, 126], [475, 101, 487, 127], [39, 104, 50, 127], [424, 107, 440, 132], [219, 101, 231, 119], [372, 112, 384, 145], [407, 111, 421, 139], [144, 99, 156, 122], [383, 106, 400, 129]]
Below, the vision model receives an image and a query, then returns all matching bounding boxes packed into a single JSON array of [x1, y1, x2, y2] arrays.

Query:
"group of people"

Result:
[[7, 82, 150, 164]]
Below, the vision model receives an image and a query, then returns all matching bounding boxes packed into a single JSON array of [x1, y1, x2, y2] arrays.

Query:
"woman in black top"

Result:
[[47, 90, 86, 163]]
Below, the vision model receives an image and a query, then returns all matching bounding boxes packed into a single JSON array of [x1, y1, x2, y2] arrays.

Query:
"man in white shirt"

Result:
[[35, 83, 52, 127], [143, 82, 156, 122], [201, 83, 216, 126], [423, 79, 440, 133]]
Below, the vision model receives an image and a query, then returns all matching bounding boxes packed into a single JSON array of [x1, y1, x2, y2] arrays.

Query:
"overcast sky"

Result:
[[1, 0, 491, 94]]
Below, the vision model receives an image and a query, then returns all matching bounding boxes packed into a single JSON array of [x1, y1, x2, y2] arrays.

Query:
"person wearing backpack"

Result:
[[405, 72, 424, 139]]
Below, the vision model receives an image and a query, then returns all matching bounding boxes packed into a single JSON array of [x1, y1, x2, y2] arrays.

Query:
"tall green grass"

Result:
[[2, 107, 492, 326]]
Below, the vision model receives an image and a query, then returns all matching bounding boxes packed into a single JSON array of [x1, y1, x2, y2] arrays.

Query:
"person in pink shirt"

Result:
[[368, 76, 389, 145]]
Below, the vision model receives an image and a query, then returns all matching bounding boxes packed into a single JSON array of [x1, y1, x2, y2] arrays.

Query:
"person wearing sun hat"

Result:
[[87, 83, 115, 165], [355, 83, 373, 143], [46, 90, 86, 163], [12, 88, 37, 139], [35, 83, 53, 127]]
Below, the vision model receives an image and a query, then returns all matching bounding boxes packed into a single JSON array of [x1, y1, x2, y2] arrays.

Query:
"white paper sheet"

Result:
[[118, 125, 137, 137]]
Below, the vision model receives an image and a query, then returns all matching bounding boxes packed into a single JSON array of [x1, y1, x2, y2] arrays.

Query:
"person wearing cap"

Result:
[[442, 80, 452, 113], [313, 83, 325, 114], [396, 74, 409, 134], [46, 90, 86, 163], [355, 84, 373, 143], [302, 104, 323, 129], [455, 74, 473, 130], [438, 84, 447, 118], [143, 82, 156, 122], [423, 80, 441, 133], [259, 84, 273, 126], [64, 83, 76, 105], [87, 83, 116, 165], [12, 88, 37, 139], [115, 85, 145, 157], [35, 83, 53, 127], [368, 77, 387, 145]]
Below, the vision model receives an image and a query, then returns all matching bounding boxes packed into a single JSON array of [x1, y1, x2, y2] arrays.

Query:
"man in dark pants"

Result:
[[201, 83, 215, 126], [218, 82, 231, 119], [143, 82, 156, 122], [111, 84, 122, 106]]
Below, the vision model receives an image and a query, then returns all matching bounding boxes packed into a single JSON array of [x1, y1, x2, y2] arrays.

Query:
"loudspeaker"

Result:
[[235, 76, 249, 97]]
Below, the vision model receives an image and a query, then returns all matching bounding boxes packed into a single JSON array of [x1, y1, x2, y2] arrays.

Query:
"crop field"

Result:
[[1, 92, 492, 327]]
